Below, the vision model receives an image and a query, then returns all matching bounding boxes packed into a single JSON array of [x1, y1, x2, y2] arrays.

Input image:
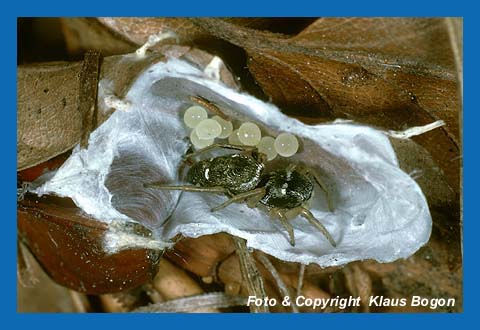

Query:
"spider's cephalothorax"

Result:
[[186, 153, 264, 195], [259, 169, 314, 209]]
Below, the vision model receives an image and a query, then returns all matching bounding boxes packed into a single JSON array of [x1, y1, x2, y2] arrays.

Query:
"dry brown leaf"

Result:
[[61, 18, 291, 56], [17, 194, 161, 294], [361, 236, 462, 312], [191, 18, 461, 194], [64, 18, 315, 55], [17, 61, 83, 171], [342, 263, 372, 312], [151, 259, 219, 312], [17, 19, 462, 312], [17, 244, 91, 312], [61, 18, 136, 56], [17, 54, 162, 171], [165, 233, 235, 278], [17, 46, 237, 171]]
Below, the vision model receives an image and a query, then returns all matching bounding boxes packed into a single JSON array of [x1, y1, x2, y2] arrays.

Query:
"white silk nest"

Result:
[[33, 57, 432, 267]]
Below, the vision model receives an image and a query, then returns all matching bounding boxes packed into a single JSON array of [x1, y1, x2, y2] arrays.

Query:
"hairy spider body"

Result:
[[146, 143, 336, 247], [186, 154, 264, 195], [259, 169, 314, 209]]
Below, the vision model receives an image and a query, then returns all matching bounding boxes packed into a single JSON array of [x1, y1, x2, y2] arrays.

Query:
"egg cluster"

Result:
[[183, 104, 299, 160]]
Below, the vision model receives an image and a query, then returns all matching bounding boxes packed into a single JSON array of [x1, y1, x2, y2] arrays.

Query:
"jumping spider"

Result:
[[145, 142, 336, 247], [145, 95, 335, 246]]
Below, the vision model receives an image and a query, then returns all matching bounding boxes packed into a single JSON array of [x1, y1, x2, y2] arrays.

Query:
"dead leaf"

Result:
[[18, 194, 161, 294], [17, 18, 462, 311], [17, 61, 83, 171], [96, 17, 207, 48], [164, 233, 235, 278], [61, 18, 136, 56], [61, 18, 316, 57], [191, 18, 461, 194], [17, 46, 237, 171], [17, 244, 92, 312]]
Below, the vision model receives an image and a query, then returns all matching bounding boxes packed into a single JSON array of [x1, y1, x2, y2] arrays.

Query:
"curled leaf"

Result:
[[191, 18, 461, 194], [33, 56, 432, 267], [17, 45, 237, 171], [18, 194, 161, 294]]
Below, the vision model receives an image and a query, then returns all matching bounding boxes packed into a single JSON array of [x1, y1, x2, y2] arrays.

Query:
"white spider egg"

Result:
[[228, 129, 242, 145], [257, 136, 277, 160], [183, 106, 208, 128], [212, 116, 233, 139], [274, 133, 299, 157], [190, 129, 214, 149], [195, 118, 222, 140], [238, 122, 261, 146]]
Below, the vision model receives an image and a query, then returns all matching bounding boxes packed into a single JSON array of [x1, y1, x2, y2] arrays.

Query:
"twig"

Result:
[[190, 95, 229, 120], [296, 263, 306, 299], [132, 292, 247, 313], [135, 31, 177, 58], [79, 50, 101, 149], [257, 253, 299, 313], [232, 236, 269, 313], [386, 120, 445, 139], [17, 241, 39, 287], [68, 290, 91, 313]]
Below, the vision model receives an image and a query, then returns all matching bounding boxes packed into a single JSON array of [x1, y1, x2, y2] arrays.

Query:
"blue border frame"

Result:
[[6, 1, 473, 328]]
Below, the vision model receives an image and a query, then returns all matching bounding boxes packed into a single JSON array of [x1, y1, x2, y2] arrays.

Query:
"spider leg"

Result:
[[299, 207, 336, 247], [300, 167, 334, 212], [211, 187, 266, 212], [246, 190, 265, 208], [144, 183, 227, 194], [274, 209, 295, 247], [178, 157, 194, 177]]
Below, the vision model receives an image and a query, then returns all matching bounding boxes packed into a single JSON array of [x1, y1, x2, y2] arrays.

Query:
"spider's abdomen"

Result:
[[260, 169, 313, 209], [186, 154, 264, 195]]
